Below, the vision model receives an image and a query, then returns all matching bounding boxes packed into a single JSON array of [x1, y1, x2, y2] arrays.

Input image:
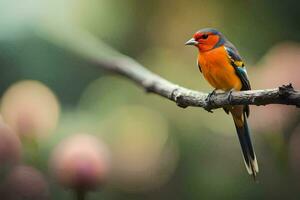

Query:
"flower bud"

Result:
[[0, 121, 21, 166], [1, 80, 60, 139], [50, 134, 110, 191], [2, 165, 49, 200]]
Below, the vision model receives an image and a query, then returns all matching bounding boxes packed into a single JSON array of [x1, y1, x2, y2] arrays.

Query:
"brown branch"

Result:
[[39, 27, 300, 111], [93, 57, 300, 111]]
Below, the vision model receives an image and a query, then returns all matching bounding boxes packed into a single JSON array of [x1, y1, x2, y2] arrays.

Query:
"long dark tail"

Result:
[[234, 112, 259, 180]]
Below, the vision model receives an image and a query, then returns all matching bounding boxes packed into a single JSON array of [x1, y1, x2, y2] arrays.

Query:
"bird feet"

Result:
[[205, 89, 217, 113], [226, 89, 235, 103], [205, 89, 235, 112]]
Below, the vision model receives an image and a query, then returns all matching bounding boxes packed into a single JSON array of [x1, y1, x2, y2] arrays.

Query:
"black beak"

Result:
[[185, 38, 198, 46]]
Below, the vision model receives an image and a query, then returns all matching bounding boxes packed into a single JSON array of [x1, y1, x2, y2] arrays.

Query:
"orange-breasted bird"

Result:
[[185, 28, 259, 179]]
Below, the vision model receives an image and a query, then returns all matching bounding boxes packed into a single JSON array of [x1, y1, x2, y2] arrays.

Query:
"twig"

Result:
[[38, 26, 300, 111], [92, 58, 300, 111]]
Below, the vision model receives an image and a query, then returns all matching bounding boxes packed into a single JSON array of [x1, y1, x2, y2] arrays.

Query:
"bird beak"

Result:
[[185, 38, 198, 46]]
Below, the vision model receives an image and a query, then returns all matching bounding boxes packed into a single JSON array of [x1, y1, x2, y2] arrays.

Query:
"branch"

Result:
[[38, 26, 300, 111], [94, 58, 300, 111]]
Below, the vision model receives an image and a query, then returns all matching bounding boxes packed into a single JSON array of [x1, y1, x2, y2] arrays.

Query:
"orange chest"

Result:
[[197, 46, 242, 91]]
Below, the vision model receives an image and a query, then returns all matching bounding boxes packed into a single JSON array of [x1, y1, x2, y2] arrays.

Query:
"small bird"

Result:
[[185, 28, 259, 179]]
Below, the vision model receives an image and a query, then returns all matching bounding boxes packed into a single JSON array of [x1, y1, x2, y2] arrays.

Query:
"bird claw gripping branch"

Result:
[[204, 89, 217, 113]]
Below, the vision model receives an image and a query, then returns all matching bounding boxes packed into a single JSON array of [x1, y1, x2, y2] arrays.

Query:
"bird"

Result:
[[185, 28, 259, 180]]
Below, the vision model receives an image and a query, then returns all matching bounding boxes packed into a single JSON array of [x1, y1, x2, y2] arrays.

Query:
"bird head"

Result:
[[185, 28, 225, 52]]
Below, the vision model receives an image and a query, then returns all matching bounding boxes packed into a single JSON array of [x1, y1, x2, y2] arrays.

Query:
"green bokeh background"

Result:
[[0, 0, 300, 199]]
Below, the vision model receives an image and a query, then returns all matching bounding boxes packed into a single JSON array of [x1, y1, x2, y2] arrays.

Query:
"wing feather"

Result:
[[224, 46, 251, 91], [224, 45, 251, 117]]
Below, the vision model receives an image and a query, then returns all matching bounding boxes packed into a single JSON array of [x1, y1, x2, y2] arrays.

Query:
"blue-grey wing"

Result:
[[224, 45, 251, 117], [224, 46, 251, 91]]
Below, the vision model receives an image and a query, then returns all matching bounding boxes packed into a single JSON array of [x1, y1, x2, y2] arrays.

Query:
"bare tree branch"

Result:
[[94, 57, 300, 111], [39, 27, 300, 111]]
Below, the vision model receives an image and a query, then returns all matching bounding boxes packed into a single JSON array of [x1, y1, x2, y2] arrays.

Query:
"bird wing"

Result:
[[224, 45, 251, 91], [224, 45, 251, 117]]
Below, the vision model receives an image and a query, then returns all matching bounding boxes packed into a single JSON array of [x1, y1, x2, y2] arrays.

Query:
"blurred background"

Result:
[[0, 0, 300, 199]]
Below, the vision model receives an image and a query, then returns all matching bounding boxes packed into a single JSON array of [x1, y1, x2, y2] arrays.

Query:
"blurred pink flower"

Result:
[[50, 134, 110, 191], [0, 80, 60, 139], [249, 42, 300, 132], [2, 165, 49, 200], [0, 121, 22, 166]]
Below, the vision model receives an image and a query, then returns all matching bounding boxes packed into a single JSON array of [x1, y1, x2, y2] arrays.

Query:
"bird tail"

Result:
[[233, 112, 259, 180]]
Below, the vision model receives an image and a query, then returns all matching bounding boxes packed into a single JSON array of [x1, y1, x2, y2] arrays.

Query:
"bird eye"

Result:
[[202, 34, 209, 39]]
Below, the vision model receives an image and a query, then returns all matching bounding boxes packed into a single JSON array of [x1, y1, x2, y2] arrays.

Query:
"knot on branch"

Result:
[[171, 88, 188, 108], [143, 79, 156, 93], [278, 83, 295, 97], [203, 102, 214, 113]]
